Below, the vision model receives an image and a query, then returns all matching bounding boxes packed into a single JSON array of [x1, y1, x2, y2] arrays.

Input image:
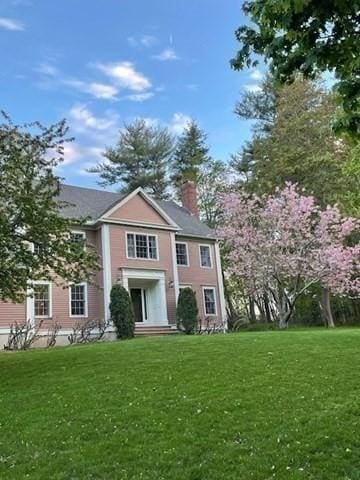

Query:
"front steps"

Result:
[[135, 324, 178, 336]]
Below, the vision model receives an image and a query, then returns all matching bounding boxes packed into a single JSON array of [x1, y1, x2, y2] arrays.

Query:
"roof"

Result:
[[58, 184, 215, 239]]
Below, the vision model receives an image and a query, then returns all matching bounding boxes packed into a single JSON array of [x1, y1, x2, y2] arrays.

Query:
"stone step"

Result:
[[135, 325, 177, 336]]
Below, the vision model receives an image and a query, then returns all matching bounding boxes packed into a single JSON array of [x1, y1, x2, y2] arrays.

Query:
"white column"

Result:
[[26, 284, 35, 327], [214, 242, 227, 329], [170, 232, 180, 304], [101, 224, 112, 321]]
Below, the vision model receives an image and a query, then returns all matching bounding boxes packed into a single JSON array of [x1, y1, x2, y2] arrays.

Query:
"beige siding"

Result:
[[176, 237, 221, 324], [0, 301, 26, 328], [107, 194, 169, 225], [109, 225, 177, 324]]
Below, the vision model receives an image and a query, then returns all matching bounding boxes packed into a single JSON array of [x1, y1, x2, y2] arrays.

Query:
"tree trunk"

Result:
[[248, 296, 256, 323], [319, 287, 335, 328]]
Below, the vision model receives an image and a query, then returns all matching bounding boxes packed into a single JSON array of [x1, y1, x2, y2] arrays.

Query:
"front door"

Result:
[[130, 288, 145, 323]]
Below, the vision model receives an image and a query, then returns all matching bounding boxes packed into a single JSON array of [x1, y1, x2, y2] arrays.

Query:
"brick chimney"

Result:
[[180, 181, 199, 218]]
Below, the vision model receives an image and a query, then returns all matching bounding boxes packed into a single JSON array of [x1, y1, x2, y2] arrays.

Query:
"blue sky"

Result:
[[0, 0, 264, 189]]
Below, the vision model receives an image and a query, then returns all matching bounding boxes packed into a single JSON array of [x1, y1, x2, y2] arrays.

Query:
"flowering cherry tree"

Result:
[[218, 184, 360, 328]]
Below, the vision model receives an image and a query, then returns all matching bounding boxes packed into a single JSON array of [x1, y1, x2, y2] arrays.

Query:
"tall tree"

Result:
[[231, 0, 360, 137], [198, 159, 228, 229], [171, 120, 211, 190], [0, 113, 98, 303], [90, 119, 174, 199]]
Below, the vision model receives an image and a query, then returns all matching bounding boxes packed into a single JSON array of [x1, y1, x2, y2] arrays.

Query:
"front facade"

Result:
[[0, 184, 226, 343]]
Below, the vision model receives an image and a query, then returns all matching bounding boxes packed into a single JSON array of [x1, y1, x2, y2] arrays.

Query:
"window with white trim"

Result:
[[70, 283, 87, 317], [176, 242, 188, 266], [203, 287, 217, 315], [200, 245, 212, 268], [71, 231, 86, 246], [34, 283, 51, 317], [127, 233, 158, 260]]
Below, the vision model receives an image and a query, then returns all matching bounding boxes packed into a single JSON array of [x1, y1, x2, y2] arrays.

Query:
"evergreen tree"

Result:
[[171, 120, 211, 190], [89, 119, 174, 199], [110, 284, 135, 339]]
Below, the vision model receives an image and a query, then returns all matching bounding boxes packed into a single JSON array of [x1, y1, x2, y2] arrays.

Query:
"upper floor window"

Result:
[[34, 282, 51, 318], [203, 287, 217, 316], [199, 245, 212, 268], [176, 242, 188, 266], [127, 233, 158, 260], [70, 283, 88, 317], [71, 231, 86, 246]]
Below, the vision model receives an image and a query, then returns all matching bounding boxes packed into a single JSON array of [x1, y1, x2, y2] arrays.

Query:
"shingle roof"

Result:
[[58, 184, 215, 239]]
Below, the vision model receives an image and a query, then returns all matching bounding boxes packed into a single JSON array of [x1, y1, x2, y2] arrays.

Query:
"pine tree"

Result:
[[89, 119, 174, 199], [171, 120, 211, 190]]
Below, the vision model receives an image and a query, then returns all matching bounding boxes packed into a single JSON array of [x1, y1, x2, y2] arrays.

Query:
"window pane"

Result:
[[148, 236, 157, 259], [136, 234, 148, 258], [127, 234, 135, 257], [204, 288, 216, 315], [176, 243, 188, 265], [71, 284, 86, 316], [200, 246, 211, 267], [34, 284, 50, 317], [71, 232, 85, 244]]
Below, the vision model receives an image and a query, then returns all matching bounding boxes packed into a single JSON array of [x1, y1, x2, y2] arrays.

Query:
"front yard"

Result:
[[1, 329, 359, 479]]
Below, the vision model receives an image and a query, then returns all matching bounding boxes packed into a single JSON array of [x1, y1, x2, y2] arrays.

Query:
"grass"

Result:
[[1, 330, 360, 480]]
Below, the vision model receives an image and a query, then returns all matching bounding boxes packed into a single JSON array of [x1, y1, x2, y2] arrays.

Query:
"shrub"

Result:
[[176, 287, 198, 334], [110, 284, 135, 339]]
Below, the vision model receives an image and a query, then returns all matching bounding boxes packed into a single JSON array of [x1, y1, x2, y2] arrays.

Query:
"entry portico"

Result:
[[121, 268, 168, 326]]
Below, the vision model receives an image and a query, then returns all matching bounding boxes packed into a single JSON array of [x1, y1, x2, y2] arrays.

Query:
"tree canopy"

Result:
[[0, 113, 98, 303], [90, 119, 174, 199], [171, 120, 211, 190], [231, 0, 360, 137]]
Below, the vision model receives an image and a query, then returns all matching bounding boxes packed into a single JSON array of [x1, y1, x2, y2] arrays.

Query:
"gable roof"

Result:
[[58, 184, 215, 239]]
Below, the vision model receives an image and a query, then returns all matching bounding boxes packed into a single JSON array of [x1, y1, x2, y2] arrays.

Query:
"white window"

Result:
[[176, 242, 189, 266], [199, 245, 212, 268], [33, 243, 43, 255], [34, 282, 51, 318], [70, 283, 88, 317], [71, 231, 86, 248], [126, 233, 158, 260], [203, 287, 217, 316]]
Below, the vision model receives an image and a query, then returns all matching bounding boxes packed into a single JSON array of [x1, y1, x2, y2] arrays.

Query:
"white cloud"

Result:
[[0, 17, 24, 31], [169, 112, 192, 134], [68, 104, 119, 132], [64, 79, 119, 100], [250, 69, 264, 81], [127, 34, 157, 48], [95, 61, 151, 92], [60, 144, 104, 169], [244, 84, 262, 93], [153, 48, 179, 61], [35, 62, 59, 76], [124, 92, 154, 102]]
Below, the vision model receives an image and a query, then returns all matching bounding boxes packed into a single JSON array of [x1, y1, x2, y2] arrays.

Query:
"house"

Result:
[[0, 181, 226, 344]]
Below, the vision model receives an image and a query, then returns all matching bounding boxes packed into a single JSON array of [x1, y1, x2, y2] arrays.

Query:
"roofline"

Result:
[[175, 232, 218, 241], [99, 187, 181, 229], [95, 218, 180, 231]]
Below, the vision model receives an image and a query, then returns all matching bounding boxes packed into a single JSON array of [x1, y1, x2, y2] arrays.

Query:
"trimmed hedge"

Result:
[[110, 284, 135, 339], [176, 287, 198, 334]]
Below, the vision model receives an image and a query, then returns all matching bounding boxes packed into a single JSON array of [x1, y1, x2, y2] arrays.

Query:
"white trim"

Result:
[[100, 218, 179, 231], [33, 281, 52, 319], [126, 231, 159, 261], [175, 241, 189, 267], [202, 286, 217, 316], [214, 242, 227, 328], [122, 268, 168, 325], [170, 232, 180, 304], [101, 224, 112, 321], [100, 187, 181, 229], [179, 284, 192, 290], [69, 282, 88, 318], [26, 283, 35, 327], [199, 244, 213, 268]]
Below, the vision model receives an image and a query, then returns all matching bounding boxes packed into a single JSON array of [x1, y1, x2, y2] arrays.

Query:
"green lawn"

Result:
[[1, 330, 360, 480]]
